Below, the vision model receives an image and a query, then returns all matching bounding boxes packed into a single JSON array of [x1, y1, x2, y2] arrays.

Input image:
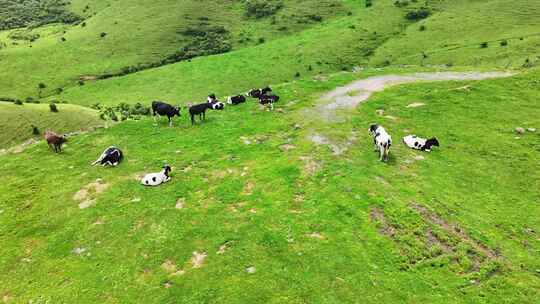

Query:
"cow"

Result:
[[369, 124, 392, 162], [403, 135, 439, 152], [188, 102, 213, 125], [91, 146, 124, 166], [227, 95, 246, 105], [246, 86, 272, 98], [259, 94, 280, 110], [44, 130, 67, 153], [141, 165, 172, 186], [151, 101, 180, 127]]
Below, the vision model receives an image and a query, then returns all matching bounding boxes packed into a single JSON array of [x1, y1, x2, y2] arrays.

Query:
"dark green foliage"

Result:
[[25, 97, 34, 103], [405, 8, 430, 21], [307, 14, 323, 22], [0, 0, 83, 30], [419, 25, 426, 31], [98, 103, 150, 121], [394, 1, 409, 8], [244, 0, 283, 18], [49, 103, 58, 112], [480, 42, 488, 48], [31, 125, 39, 135], [500, 40, 508, 46], [14, 100, 23, 105], [366, 0, 373, 8], [100, 32, 107, 38], [38, 83, 46, 90]]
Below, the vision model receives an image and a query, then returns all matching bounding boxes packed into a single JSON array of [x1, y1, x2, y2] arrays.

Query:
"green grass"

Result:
[[0, 68, 538, 303], [0, 102, 103, 148]]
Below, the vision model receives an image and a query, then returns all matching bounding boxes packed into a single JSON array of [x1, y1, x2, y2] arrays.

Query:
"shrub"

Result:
[[0, 0, 83, 31], [61, 37, 66, 42], [100, 32, 107, 38], [366, 0, 373, 8], [295, 72, 301, 77], [480, 42, 488, 48], [258, 37, 265, 44], [25, 97, 34, 103], [307, 15, 323, 22], [405, 8, 430, 21], [244, 0, 283, 18], [31, 125, 40, 135], [14, 100, 23, 105], [500, 40, 508, 47], [49, 103, 58, 112], [419, 25, 426, 31]]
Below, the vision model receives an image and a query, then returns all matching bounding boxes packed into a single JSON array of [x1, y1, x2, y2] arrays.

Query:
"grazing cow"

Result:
[[209, 100, 225, 110], [188, 102, 213, 125], [44, 130, 67, 153], [403, 135, 439, 152], [91, 146, 123, 166], [227, 95, 246, 105], [369, 124, 392, 162], [141, 165, 172, 186], [246, 86, 272, 98], [259, 94, 280, 110], [152, 101, 180, 127]]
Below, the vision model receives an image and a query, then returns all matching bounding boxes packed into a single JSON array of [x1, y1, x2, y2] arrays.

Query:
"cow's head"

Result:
[[425, 138, 440, 150], [163, 165, 172, 176], [368, 124, 379, 135], [174, 106, 181, 117]]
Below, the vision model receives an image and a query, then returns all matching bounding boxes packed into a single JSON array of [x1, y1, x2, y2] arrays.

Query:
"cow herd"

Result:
[[151, 87, 279, 127], [42, 85, 441, 187]]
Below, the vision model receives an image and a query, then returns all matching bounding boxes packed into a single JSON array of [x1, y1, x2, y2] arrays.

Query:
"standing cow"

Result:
[[152, 101, 181, 127]]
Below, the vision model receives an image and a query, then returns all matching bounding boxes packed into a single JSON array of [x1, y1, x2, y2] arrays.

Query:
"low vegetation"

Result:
[[0, 0, 82, 30]]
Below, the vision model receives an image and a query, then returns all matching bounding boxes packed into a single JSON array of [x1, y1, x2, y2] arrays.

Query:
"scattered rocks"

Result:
[[191, 251, 207, 268], [240, 136, 252, 145], [246, 266, 256, 274], [217, 243, 228, 255], [161, 260, 178, 273], [72, 247, 87, 255], [131, 197, 141, 203], [280, 144, 296, 152], [175, 198, 185, 209], [307, 232, 325, 240], [406, 102, 425, 108], [527, 128, 536, 133], [515, 127, 525, 134], [164, 281, 173, 289], [78, 199, 96, 209]]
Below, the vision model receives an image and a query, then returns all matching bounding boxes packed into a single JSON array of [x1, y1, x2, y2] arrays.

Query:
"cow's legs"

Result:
[[168, 116, 172, 127]]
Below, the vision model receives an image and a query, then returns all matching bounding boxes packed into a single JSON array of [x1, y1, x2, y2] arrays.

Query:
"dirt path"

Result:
[[307, 71, 515, 153], [317, 71, 514, 120]]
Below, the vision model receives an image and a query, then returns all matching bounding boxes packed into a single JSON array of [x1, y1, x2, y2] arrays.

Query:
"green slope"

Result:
[[0, 102, 103, 148], [0, 0, 350, 99]]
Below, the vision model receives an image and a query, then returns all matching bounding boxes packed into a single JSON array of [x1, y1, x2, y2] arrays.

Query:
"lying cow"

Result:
[[247, 86, 272, 98], [227, 95, 246, 105], [92, 146, 124, 166], [141, 165, 172, 186], [403, 135, 439, 152], [259, 94, 280, 110], [152, 101, 180, 127], [44, 130, 67, 153], [369, 124, 392, 162]]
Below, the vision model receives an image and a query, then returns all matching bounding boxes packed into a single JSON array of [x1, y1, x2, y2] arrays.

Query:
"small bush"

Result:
[[308, 15, 323, 22], [405, 8, 430, 21], [244, 0, 283, 18], [258, 37, 265, 44], [49, 103, 58, 112], [100, 32, 107, 38], [31, 125, 40, 135], [480, 42, 488, 48], [25, 97, 34, 103], [500, 40, 508, 47], [419, 25, 426, 31], [366, 0, 373, 8], [295, 72, 301, 77], [14, 100, 23, 105]]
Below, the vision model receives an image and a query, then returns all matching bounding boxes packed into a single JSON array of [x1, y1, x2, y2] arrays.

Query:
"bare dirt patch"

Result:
[[299, 156, 321, 176], [191, 251, 207, 268], [73, 179, 110, 209], [369, 208, 396, 237]]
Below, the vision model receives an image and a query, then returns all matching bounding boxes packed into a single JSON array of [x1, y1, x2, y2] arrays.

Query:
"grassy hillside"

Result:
[[0, 102, 103, 148], [0, 68, 538, 303], [370, 0, 540, 68], [48, 0, 540, 107], [0, 0, 350, 99]]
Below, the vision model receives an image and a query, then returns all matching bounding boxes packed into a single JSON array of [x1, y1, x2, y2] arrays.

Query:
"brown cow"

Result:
[[44, 130, 67, 153]]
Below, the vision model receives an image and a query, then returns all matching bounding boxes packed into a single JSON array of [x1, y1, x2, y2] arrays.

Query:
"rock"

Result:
[[175, 198, 185, 209], [72, 247, 87, 255], [527, 128, 536, 132], [246, 266, 256, 274], [406, 102, 425, 108], [131, 197, 141, 203], [515, 127, 525, 134]]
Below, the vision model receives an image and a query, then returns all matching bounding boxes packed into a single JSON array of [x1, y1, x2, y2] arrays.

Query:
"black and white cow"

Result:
[[227, 95, 246, 105], [141, 165, 172, 186], [206, 94, 225, 110], [188, 102, 213, 125], [91, 146, 123, 167], [246, 86, 272, 98], [259, 94, 280, 110], [152, 101, 180, 127], [369, 124, 392, 162], [403, 135, 439, 152]]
